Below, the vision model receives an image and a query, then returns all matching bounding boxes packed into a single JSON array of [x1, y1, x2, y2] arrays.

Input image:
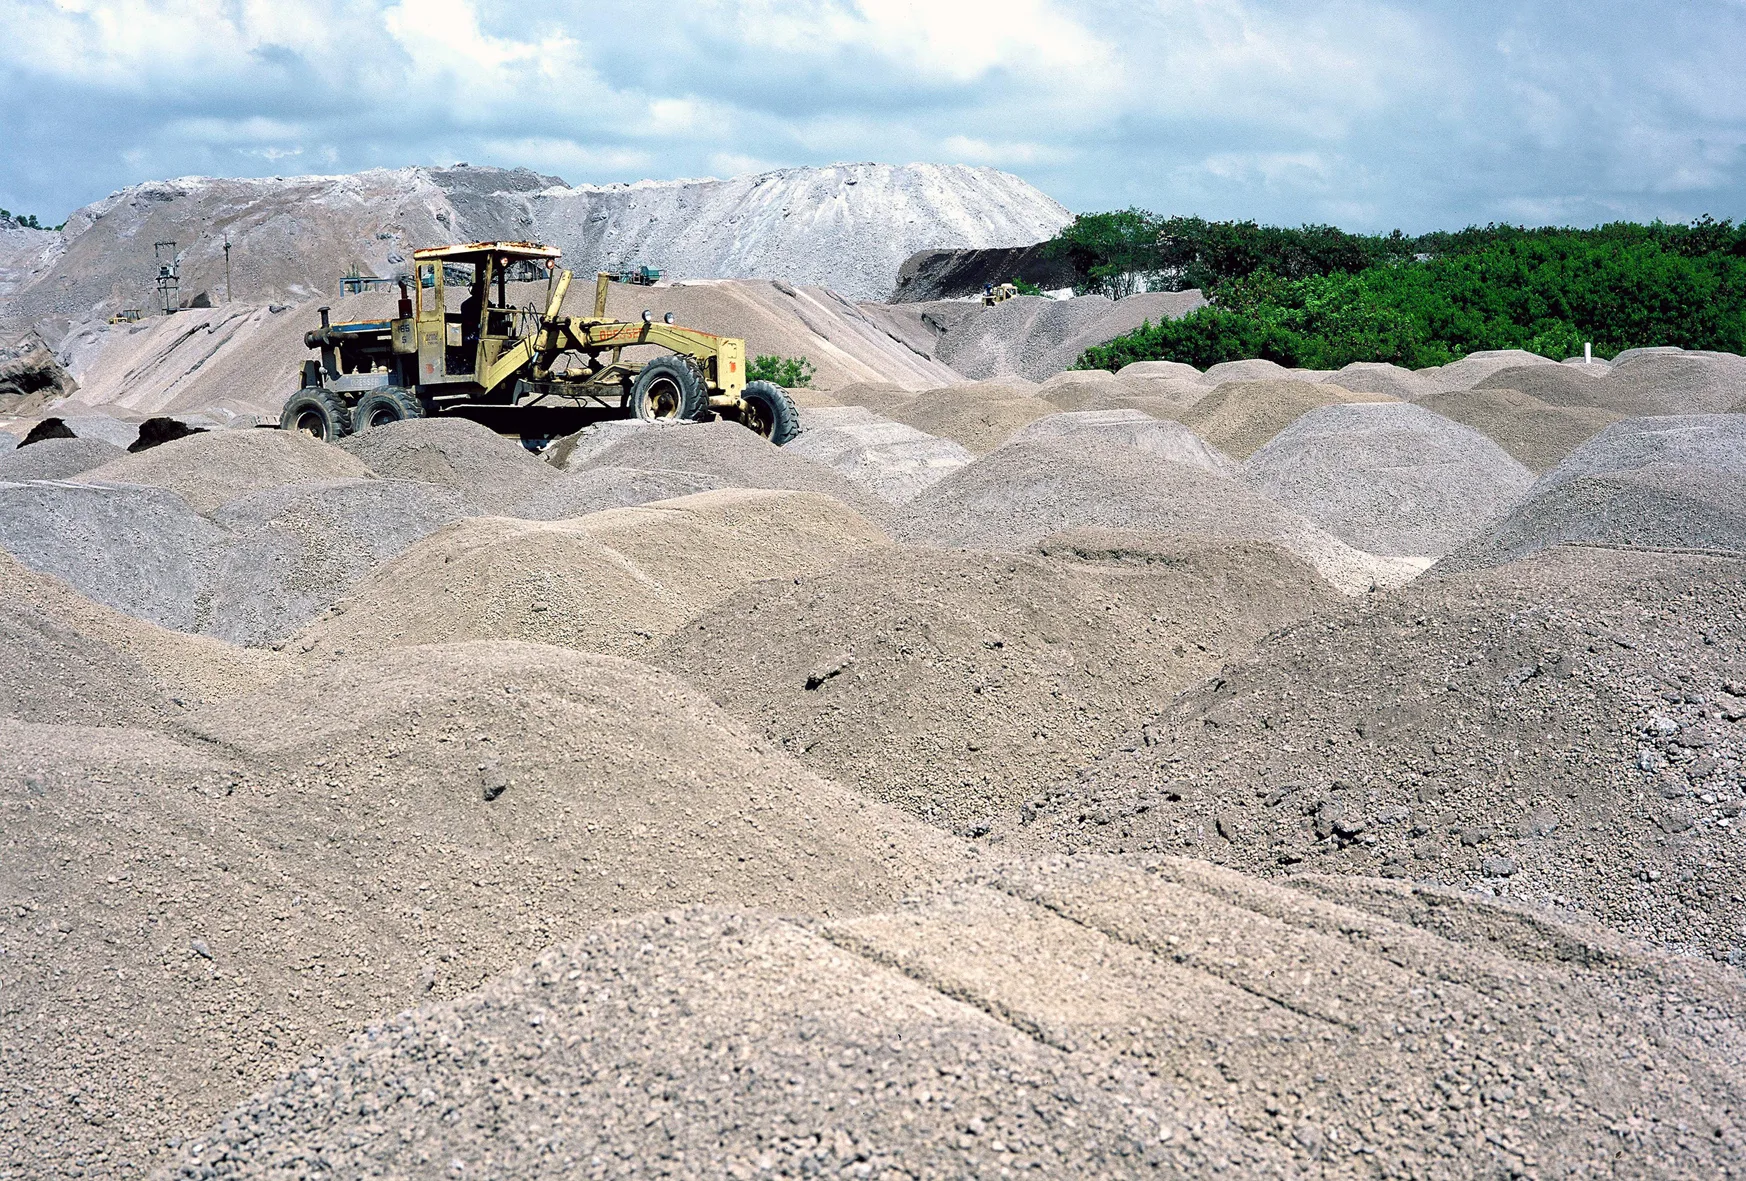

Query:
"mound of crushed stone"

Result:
[[782, 405, 972, 505], [565, 419, 887, 519], [1245, 402, 1535, 556], [0, 549, 289, 723], [0, 436, 124, 481], [169, 857, 1746, 1180], [515, 465, 728, 518], [1600, 348, 1746, 415], [1437, 468, 1746, 572], [1536, 413, 1746, 488], [0, 641, 963, 1180], [1178, 379, 1392, 460], [1474, 362, 1613, 409], [656, 534, 1336, 824], [1416, 349, 1558, 394], [1012, 546, 1746, 963], [822, 380, 921, 414], [1011, 410, 1236, 473], [1325, 361, 1432, 401], [897, 438, 1425, 595], [0, 481, 224, 631], [300, 489, 890, 658], [203, 478, 480, 645], [339, 417, 554, 513], [57, 413, 142, 449], [0, 430, 15, 451], [933, 291, 1206, 381], [1035, 368, 1202, 416], [75, 428, 370, 512], [1200, 359, 1319, 384], [1117, 359, 1207, 383], [885, 381, 1057, 455], [1416, 387, 1622, 472]]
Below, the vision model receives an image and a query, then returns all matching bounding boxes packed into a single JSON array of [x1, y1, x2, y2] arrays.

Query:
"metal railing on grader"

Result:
[[281, 241, 800, 445]]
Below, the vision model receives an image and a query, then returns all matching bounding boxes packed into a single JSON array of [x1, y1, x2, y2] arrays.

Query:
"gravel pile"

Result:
[[168, 858, 1746, 1181], [0, 430, 15, 451], [1201, 359, 1325, 384], [203, 478, 479, 645], [885, 381, 1057, 455], [1415, 349, 1556, 394], [1178, 379, 1393, 459], [1437, 415, 1746, 570], [782, 405, 973, 505], [933, 291, 1206, 381], [515, 465, 727, 518], [0, 481, 225, 632], [1325, 361, 1433, 400], [1117, 359, 1207, 383], [819, 380, 922, 415], [1012, 545, 1746, 964], [2, 640, 960, 1180], [1011, 410, 1237, 473], [77, 428, 371, 513], [657, 533, 1335, 824], [0, 436, 124, 481], [339, 417, 553, 514], [1245, 402, 1535, 556], [57, 414, 142, 449], [1473, 363, 1614, 409], [1600, 348, 1746, 415], [897, 437, 1425, 595], [564, 419, 888, 520], [299, 489, 891, 658], [1416, 386, 1622, 472], [1036, 368, 1204, 416]]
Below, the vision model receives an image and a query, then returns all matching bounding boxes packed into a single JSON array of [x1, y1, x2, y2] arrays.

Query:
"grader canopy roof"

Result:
[[411, 242, 563, 263]]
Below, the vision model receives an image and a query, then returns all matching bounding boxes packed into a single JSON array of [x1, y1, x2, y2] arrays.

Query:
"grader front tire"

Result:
[[740, 380, 801, 445]]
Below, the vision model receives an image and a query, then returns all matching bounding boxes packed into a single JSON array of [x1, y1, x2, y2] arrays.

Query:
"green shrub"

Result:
[[748, 354, 815, 388]]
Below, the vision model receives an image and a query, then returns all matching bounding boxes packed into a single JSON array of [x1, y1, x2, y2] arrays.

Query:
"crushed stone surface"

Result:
[[884, 381, 1057, 455], [1416, 386, 1622, 472], [1010, 546, 1746, 964], [783, 405, 973, 505], [515, 464, 729, 518], [1011, 410, 1237, 473], [1244, 402, 1536, 556], [933, 292, 1206, 381], [0, 436, 124, 480], [76, 428, 371, 513], [1178, 379, 1393, 459], [656, 533, 1336, 825], [339, 417, 554, 515]]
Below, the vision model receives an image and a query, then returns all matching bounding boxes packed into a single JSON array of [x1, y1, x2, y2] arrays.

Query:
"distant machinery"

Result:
[[154, 242, 180, 315]]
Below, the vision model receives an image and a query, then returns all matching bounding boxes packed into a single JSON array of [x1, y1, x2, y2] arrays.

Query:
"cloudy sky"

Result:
[[3, 0, 1744, 232]]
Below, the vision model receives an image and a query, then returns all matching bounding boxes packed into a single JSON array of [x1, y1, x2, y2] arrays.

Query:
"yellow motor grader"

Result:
[[281, 241, 799, 445]]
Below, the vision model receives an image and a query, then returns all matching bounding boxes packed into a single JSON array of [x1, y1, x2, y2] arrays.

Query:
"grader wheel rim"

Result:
[[644, 375, 683, 420], [293, 408, 328, 438], [743, 398, 773, 438]]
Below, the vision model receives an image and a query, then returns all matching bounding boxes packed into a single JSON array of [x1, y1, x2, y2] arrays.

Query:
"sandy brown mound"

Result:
[[0, 641, 963, 1181], [783, 406, 973, 505], [1600, 348, 1746, 415], [1417, 386, 1623, 472], [75, 428, 370, 512], [0, 550, 291, 719], [884, 381, 1057, 454], [0, 436, 125, 481], [1116, 359, 1206, 383], [1325, 361, 1432, 400], [1244, 402, 1535, 557], [1179, 379, 1393, 459], [338, 416, 555, 514], [899, 438, 1424, 595], [1012, 410, 1237, 473], [1199, 358, 1317, 384], [300, 489, 890, 658], [172, 857, 1746, 1179], [655, 533, 1337, 825], [1014, 545, 1746, 961], [824, 380, 922, 414], [1473, 362, 1613, 410], [1416, 348, 1556, 395]]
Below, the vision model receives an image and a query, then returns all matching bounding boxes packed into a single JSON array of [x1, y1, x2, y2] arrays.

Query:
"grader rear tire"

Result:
[[629, 356, 707, 423], [740, 380, 801, 445], [353, 388, 425, 432], [279, 389, 352, 442]]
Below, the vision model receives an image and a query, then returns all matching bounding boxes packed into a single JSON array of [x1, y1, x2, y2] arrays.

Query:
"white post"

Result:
[[1584, 342, 1592, 365]]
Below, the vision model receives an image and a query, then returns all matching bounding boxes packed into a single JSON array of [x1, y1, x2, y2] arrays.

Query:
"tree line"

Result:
[[1044, 211, 1746, 371]]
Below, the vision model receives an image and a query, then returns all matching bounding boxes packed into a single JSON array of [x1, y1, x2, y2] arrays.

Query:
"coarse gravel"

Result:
[[1010, 410, 1237, 473], [515, 464, 729, 518], [338, 417, 554, 514], [1035, 368, 1204, 416], [0, 436, 124, 481], [1244, 402, 1535, 556], [897, 437, 1426, 595], [1178, 379, 1394, 460], [1323, 361, 1433, 401], [933, 291, 1206, 381], [1414, 349, 1557, 394], [782, 405, 973, 505], [884, 381, 1057, 455], [1535, 413, 1746, 488], [655, 533, 1336, 825], [1010, 545, 1746, 963], [75, 428, 372, 513], [1415, 387, 1622, 472], [1599, 348, 1746, 415]]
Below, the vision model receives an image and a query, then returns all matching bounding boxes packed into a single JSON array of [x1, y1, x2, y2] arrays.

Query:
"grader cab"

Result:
[[281, 242, 799, 445]]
